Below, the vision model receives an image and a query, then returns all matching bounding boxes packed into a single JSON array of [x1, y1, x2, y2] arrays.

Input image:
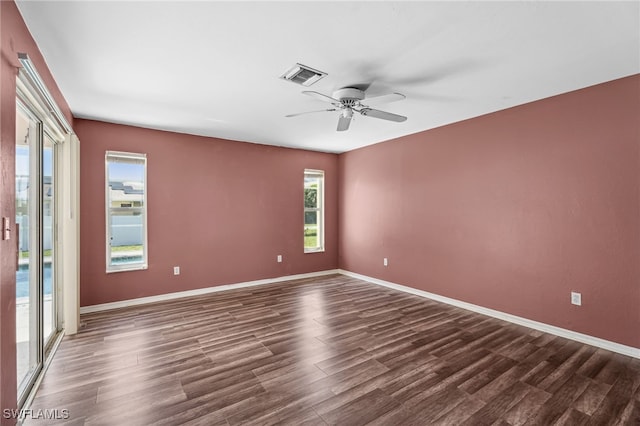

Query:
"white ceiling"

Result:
[[16, 1, 640, 153]]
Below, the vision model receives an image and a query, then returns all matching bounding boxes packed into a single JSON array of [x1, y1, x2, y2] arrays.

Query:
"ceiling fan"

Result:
[[286, 87, 407, 131]]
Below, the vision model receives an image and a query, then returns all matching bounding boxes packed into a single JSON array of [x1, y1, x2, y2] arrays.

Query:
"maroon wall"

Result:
[[0, 1, 74, 422], [76, 119, 338, 307], [338, 75, 640, 348], [2, 2, 639, 418]]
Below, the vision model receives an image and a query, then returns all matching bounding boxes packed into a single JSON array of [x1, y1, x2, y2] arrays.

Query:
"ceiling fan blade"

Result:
[[285, 109, 336, 118], [364, 92, 406, 104], [359, 108, 407, 123], [303, 91, 341, 105]]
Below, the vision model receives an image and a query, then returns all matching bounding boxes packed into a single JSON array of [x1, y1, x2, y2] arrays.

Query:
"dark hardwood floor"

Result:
[[26, 274, 640, 425]]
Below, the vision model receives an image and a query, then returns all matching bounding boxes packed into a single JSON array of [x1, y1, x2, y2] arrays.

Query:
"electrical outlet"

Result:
[[173, 266, 180, 275], [383, 258, 388, 267], [277, 255, 282, 263], [571, 291, 581, 306]]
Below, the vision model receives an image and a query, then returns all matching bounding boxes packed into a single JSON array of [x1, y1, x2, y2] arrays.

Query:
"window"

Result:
[[106, 151, 147, 272], [304, 169, 324, 253]]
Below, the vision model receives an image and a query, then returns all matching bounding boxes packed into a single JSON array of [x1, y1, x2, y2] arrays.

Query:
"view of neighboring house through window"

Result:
[[106, 151, 147, 272], [304, 169, 324, 253]]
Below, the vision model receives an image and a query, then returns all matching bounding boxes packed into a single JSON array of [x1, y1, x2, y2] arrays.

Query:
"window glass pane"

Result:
[[109, 210, 144, 265], [304, 182, 318, 209], [108, 162, 144, 208], [304, 169, 324, 252], [304, 211, 319, 250], [106, 152, 146, 271]]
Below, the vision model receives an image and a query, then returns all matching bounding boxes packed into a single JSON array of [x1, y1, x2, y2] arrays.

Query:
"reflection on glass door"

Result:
[[16, 102, 40, 399]]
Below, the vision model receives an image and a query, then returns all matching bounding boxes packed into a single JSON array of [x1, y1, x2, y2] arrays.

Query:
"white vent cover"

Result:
[[280, 63, 326, 86]]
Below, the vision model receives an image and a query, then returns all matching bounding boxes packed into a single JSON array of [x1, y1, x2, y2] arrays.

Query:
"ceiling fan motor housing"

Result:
[[333, 88, 365, 107]]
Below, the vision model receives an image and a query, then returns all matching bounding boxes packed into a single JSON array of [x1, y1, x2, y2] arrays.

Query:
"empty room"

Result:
[[1, 1, 639, 425]]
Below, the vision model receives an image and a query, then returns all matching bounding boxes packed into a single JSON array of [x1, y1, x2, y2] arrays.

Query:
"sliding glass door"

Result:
[[16, 99, 59, 405], [16, 101, 39, 400]]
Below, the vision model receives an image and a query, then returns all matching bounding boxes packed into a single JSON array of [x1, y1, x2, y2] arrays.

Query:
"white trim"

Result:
[[61, 134, 80, 334], [17, 53, 72, 135], [79, 268, 639, 359], [80, 269, 340, 314], [338, 269, 640, 359]]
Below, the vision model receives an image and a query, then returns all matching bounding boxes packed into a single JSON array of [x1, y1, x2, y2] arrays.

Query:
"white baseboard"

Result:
[[79, 267, 639, 359], [80, 269, 340, 314], [339, 269, 640, 359]]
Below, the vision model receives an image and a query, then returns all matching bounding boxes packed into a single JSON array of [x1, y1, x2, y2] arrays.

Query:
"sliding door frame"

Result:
[[15, 54, 76, 410]]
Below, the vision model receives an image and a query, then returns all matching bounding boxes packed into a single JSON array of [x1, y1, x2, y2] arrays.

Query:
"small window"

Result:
[[304, 169, 324, 253], [105, 151, 147, 272]]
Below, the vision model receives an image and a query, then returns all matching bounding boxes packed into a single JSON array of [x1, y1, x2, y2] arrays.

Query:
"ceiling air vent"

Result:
[[280, 63, 326, 86]]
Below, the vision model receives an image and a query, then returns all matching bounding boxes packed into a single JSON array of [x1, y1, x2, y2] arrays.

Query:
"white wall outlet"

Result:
[[173, 266, 180, 275], [571, 291, 581, 306], [277, 255, 282, 263], [383, 257, 388, 267]]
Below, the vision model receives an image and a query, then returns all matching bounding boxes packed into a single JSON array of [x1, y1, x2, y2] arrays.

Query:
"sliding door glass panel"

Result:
[[43, 134, 55, 345], [16, 103, 40, 398]]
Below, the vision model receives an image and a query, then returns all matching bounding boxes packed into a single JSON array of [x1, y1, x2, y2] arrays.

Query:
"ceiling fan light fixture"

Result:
[[287, 86, 407, 132], [280, 63, 327, 86]]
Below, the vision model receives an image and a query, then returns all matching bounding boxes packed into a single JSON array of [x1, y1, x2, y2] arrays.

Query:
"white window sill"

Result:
[[106, 264, 148, 274]]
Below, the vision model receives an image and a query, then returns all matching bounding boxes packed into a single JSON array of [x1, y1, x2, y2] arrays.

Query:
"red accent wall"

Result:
[[0, 1, 73, 423], [76, 119, 338, 306], [338, 75, 640, 348]]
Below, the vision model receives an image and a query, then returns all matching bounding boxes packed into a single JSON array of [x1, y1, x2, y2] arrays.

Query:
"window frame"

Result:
[[304, 169, 325, 253], [105, 151, 148, 273]]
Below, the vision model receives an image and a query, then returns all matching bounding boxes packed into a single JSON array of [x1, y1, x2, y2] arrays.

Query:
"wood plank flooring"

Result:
[[25, 274, 640, 425]]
